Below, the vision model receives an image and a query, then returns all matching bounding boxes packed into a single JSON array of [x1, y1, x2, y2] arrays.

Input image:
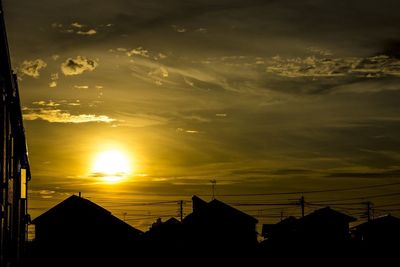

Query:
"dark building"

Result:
[[182, 196, 258, 261], [262, 216, 298, 242], [30, 195, 143, 266], [0, 1, 31, 266], [263, 207, 356, 244], [260, 207, 356, 261], [350, 214, 400, 261], [352, 214, 400, 245], [144, 217, 183, 246], [142, 217, 184, 263], [296, 207, 356, 243]]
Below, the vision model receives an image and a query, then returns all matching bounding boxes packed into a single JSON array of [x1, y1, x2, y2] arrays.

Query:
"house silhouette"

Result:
[[352, 214, 400, 243], [296, 206, 356, 243], [260, 207, 356, 262], [142, 217, 184, 263], [30, 195, 143, 266], [352, 214, 400, 259], [182, 195, 258, 261]]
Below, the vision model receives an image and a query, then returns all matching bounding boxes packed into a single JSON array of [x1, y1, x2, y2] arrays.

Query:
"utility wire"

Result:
[[311, 192, 400, 203]]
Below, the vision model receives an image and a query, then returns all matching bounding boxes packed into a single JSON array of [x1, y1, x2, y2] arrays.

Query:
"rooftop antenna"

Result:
[[210, 179, 217, 200]]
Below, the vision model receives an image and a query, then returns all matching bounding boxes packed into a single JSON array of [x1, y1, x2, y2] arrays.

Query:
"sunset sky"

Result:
[[4, 0, 400, 230]]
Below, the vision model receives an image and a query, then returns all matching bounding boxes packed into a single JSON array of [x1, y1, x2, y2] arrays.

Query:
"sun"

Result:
[[92, 150, 132, 183]]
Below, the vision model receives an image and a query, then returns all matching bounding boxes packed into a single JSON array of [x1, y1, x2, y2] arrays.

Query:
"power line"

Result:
[[29, 181, 400, 200], [213, 182, 400, 197], [375, 203, 400, 208], [228, 202, 297, 206], [311, 192, 400, 203]]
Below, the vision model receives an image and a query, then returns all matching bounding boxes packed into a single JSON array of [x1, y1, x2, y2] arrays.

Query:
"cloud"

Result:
[[49, 73, 59, 88], [149, 67, 169, 79], [19, 59, 47, 78], [325, 169, 400, 179], [61, 56, 98, 76], [176, 128, 200, 134], [49, 81, 57, 88], [172, 25, 187, 33], [51, 23, 63, 28], [52, 54, 60, 61], [71, 22, 84, 28], [23, 108, 114, 123], [266, 55, 400, 78], [77, 29, 97, 35], [51, 21, 98, 36], [32, 100, 60, 107], [74, 85, 89, 89], [196, 28, 208, 33], [158, 53, 167, 59], [126, 47, 150, 57]]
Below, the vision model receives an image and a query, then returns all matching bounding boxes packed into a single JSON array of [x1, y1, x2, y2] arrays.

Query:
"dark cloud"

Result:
[[18, 59, 47, 78], [61, 56, 98, 76], [326, 169, 400, 179]]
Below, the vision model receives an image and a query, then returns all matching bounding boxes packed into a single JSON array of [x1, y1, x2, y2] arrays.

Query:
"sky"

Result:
[[4, 0, 400, 230]]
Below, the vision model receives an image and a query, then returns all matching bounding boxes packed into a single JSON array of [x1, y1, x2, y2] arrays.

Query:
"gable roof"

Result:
[[300, 207, 356, 223], [32, 195, 142, 235], [262, 216, 298, 237], [184, 195, 258, 225], [32, 195, 109, 224], [209, 198, 258, 224], [353, 214, 400, 231]]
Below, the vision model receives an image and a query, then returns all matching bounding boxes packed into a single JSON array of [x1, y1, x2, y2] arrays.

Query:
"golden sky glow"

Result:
[[6, 0, 400, 230]]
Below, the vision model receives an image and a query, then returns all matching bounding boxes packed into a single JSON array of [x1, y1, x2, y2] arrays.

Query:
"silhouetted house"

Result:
[[30, 195, 143, 266], [351, 214, 400, 260], [144, 217, 183, 246], [352, 214, 400, 244], [259, 207, 356, 261], [262, 216, 298, 242], [262, 207, 355, 244], [296, 207, 356, 244], [182, 196, 258, 259], [142, 217, 184, 261]]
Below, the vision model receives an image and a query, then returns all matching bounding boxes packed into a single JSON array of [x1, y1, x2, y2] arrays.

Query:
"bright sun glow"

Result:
[[92, 150, 132, 183]]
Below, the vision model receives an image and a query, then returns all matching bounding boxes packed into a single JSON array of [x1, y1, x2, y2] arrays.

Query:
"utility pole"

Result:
[[210, 179, 217, 200], [365, 201, 373, 222], [299, 196, 305, 217], [179, 200, 184, 222]]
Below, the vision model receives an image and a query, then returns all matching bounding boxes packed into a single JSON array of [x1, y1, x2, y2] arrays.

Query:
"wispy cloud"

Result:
[[32, 100, 60, 107], [48, 73, 59, 88], [18, 59, 47, 78], [71, 22, 84, 28], [74, 85, 89, 89], [77, 29, 97, 35], [52, 22, 97, 36], [171, 25, 187, 33], [176, 128, 200, 134], [23, 108, 114, 123], [126, 47, 150, 58], [61, 56, 98, 76], [266, 55, 400, 78]]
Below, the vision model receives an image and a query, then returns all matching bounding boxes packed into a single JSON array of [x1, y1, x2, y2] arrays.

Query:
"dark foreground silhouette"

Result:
[[26, 195, 400, 266]]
